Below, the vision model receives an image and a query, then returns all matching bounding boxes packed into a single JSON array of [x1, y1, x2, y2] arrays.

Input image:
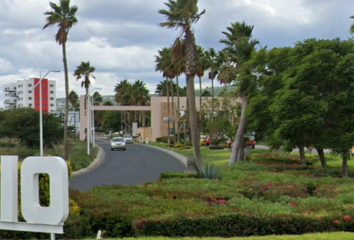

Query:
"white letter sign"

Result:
[[0, 156, 69, 234]]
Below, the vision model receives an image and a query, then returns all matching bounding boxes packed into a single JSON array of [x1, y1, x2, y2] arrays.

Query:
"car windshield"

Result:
[[112, 138, 124, 142], [124, 135, 132, 138]]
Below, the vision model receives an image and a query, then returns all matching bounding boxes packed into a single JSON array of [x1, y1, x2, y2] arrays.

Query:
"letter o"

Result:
[[21, 157, 69, 225]]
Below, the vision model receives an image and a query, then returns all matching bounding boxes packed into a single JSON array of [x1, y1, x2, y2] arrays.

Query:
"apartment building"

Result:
[[3, 78, 57, 112]]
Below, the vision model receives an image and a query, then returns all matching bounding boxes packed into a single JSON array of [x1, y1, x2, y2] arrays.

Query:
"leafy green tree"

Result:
[[269, 38, 354, 176], [159, 0, 206, 170], [92, 91, 102, 106], [219, 21, 260, 165], [350, 14, 354, 34], [0, 108, 63, 149], [43, 0, 78, 160]]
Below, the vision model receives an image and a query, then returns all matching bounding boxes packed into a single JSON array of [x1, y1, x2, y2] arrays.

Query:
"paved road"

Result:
[[70, 141, 186, 191]]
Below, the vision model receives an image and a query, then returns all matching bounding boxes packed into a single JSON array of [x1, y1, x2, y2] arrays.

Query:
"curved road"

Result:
[[70, 141, 186, 191]]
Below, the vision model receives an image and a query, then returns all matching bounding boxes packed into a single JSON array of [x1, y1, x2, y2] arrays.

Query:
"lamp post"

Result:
[[33, 70, 60, 156], [91, 89, 102, 148], [86, 87, 102, 155]]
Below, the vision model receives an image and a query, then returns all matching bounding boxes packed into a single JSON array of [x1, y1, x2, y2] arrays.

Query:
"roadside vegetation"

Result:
[[36, 147, 354, 238]]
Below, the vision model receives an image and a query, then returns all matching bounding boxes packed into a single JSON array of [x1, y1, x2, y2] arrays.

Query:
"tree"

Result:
[[196, 46, 208, 123], [219, 21, 259, 165], [68, 90, 79, 110], [155, 47, 173, 144], [0, 108, 63, 149], [114, 80, 134, 133], [43, 0, 78, 160], [74, 61, 96, 96], [271, 38, 354, 176], [92, 91, 102, 106], [350, 14, 354, 34], [159, 0, 206, 170], [132, 80, 150, 128], [205, 48, 221, 121]]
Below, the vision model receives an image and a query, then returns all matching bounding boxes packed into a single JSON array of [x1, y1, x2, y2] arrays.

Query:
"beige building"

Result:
[[79, 95, 233, 142]]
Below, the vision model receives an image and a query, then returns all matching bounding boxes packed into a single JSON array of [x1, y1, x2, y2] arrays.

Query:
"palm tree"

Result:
[[114, 80, 133, 133], [219, 21, 259, 165], [155, 47, 174, 144], [68, 90, 79, 110], [74, 61, 96, 96], [196, 46, 208, 126], [350, 14, 354, 34], [205, 48, 222, 121], [132, 80, 150, 130], [43, 0, 78, 160], [159, 0, 206, 170]]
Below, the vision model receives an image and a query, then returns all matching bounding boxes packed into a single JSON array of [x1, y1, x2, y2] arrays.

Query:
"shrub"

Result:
[[209, 145, 224, 150], [160, 172, 200, 179], [197, 164, 222, 180]]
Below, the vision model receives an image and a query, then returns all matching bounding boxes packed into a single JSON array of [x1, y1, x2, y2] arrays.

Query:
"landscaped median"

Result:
[[2, 142, 354, 239], [60, 146, 354, 239]]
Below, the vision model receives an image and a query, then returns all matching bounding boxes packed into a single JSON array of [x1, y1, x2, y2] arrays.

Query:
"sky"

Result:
[[0, 0, 353, 107]]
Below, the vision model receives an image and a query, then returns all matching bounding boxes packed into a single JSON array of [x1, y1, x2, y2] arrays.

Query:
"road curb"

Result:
[[72, 145, 105, 177], [140, 144, 188, 167]]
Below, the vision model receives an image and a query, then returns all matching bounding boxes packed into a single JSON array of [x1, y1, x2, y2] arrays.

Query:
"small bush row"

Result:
[[134, 213, 354, 238]]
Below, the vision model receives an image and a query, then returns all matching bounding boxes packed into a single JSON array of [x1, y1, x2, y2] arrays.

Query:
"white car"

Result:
[[123, 135, 133, 144], [110, 137, 126, 151]]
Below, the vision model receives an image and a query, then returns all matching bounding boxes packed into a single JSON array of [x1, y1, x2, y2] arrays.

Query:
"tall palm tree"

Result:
[[74, 61, 96, 96], [155, 47, 174, 144], [132, 80, 150, 128], [159, 0, 206, 170], [43, 0, 78, 160], [74, 61, 95, 151], [350, 14, 354, 34], [196, 46, 208, 125], [205, 48, 221, 121], [114, 80, 134, 133], [220, 21, 259, 165]]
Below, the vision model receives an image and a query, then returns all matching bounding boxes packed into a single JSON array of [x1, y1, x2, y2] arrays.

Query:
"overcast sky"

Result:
[[0, 0, 353, 107]]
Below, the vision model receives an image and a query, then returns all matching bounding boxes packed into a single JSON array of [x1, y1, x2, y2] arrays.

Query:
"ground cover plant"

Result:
[[63, 146, 354, 238]]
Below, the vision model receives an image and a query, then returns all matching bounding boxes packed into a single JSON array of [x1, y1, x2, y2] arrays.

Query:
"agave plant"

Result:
[[197, 163, 222, 179]]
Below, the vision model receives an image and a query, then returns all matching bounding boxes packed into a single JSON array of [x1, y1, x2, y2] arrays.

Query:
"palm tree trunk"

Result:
[[229, 96, 248, 165], [167, 78, 170, 145], [171, 79, 175, 143], [211, 78, 214, 122], [176, 76, 181, 144], [187, 74, 202, 168], [62, 42, 69, 160]]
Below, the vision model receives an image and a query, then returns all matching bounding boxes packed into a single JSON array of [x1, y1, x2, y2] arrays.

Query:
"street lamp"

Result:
[[86, 87, 102, 155], [91, 89, 102, 148], [33, 70, 60, 156]]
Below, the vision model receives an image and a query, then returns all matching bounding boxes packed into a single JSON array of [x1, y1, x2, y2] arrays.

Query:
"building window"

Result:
[[29, 104, 32, 107], [50, 104, 54, 107], [44, 104, 47, 107], [43, 91, 47, 94], [50, 91, 54, 94], [28, 90, 32, 93], [18, 91, 23, 94], [28, 84, 32, 87], [43, 84, 47, 87], [50, 97, 54, 100], [50, 84, 54, 87], [18, 84, 23, 88], [28, 97, 32, 100]]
